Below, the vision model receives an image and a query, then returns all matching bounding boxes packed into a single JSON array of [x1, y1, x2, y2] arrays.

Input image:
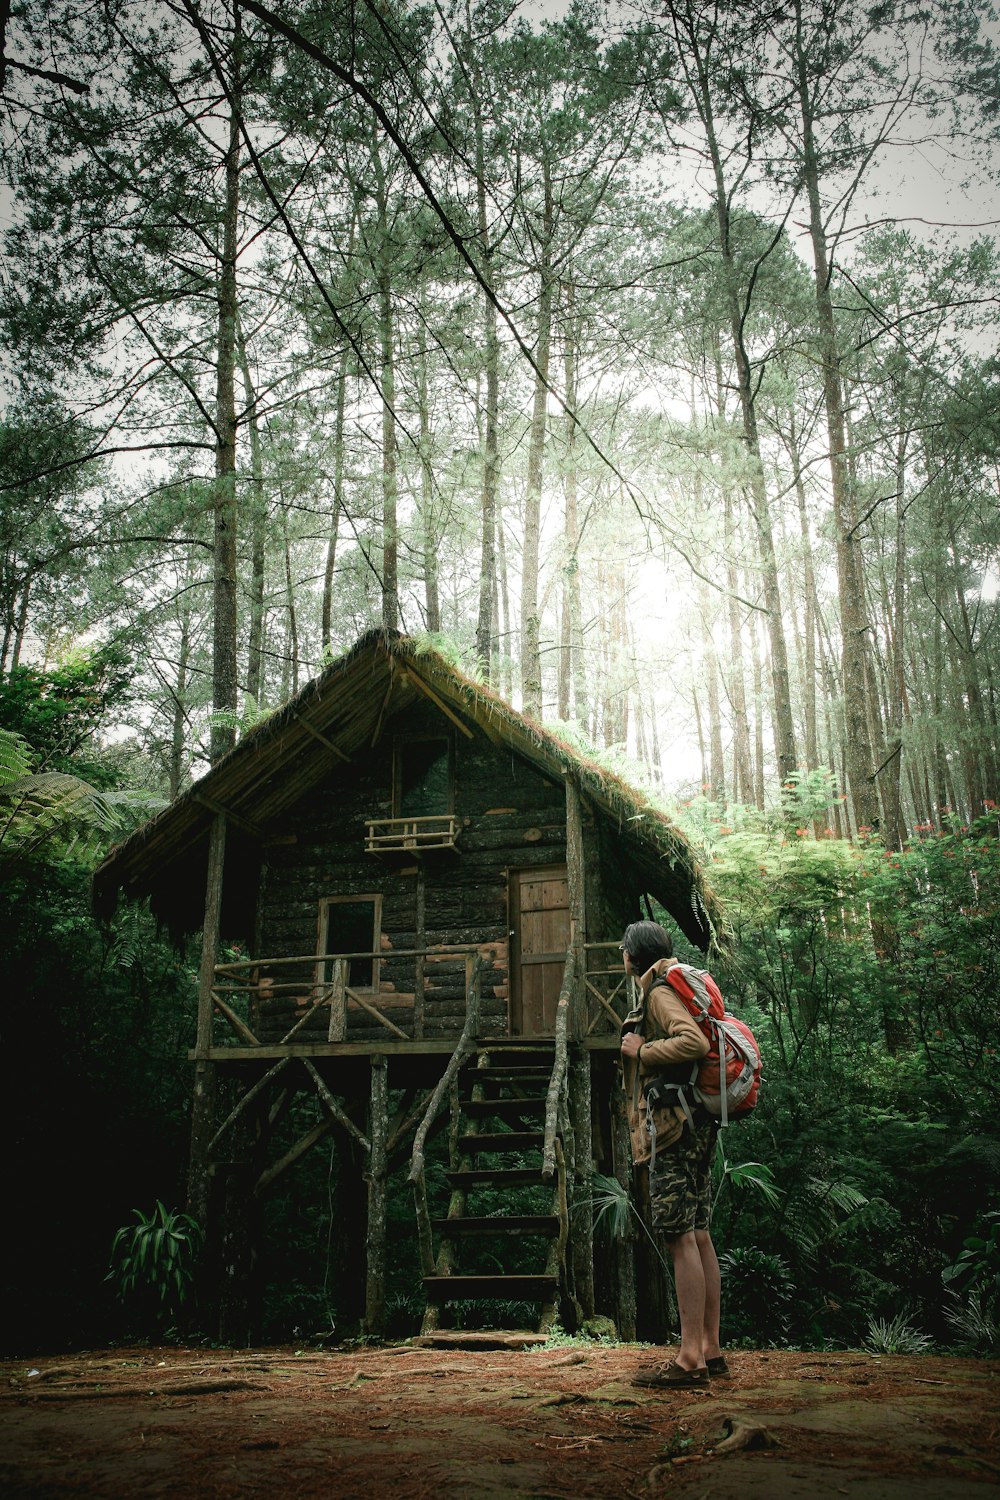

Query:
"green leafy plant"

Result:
[[942, 1211, 1000, 1353], [863, 1309, 933, 1355], [713, 1141, 782, 1209], [943, 1291, 999, 1354], [718, 1247, 794, 1344], [591, 1173, 673, 1278], [943, 1212, 1000, 1301], [107, 1201, 202, 1330]]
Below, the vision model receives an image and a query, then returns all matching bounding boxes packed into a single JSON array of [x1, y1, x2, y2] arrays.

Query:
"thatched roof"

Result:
[[93, 630, 723, 950]]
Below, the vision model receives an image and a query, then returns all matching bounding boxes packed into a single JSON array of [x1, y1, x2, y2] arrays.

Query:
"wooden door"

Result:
[[510, 865, 570, 1036]]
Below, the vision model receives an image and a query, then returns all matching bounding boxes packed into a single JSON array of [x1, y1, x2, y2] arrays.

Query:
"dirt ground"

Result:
[[1, 1340, 997, 1499]]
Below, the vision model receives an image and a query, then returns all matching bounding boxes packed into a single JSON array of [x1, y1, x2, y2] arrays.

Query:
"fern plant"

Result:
[[0, 729, 33, 786]]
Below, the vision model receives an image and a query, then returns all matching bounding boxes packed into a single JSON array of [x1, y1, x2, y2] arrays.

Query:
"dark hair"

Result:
[[621, 919, 673, 974]]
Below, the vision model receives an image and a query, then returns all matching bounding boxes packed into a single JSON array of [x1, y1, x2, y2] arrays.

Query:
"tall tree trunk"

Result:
[[417, 322, 440, 632], [880, 442, 909, 850], [793, 1, 878, 831], [169, 589, 192, 800], [679, 6, 797, 785], [321, 211, 355, 657], [321, 347, 349, 656], [697, 580, 726, 801], [520, 159, 554, 721], [280, 497, 299, 696], [559, 281, 587, 725], [372, 148, 398, 633], [236, 317, 266, 706], [751, 615, 765, 809], [467, 23, 500, 672], [789, 415, 819, 772], [210, 21, 241, 764]]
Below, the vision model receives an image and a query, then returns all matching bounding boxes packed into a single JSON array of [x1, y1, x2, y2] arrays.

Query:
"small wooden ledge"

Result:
[[365, 814, 459, 855]]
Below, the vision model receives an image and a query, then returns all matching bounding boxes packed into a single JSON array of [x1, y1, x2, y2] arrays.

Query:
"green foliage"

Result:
[[107, 1201, 202, 1333], [0, 646, 132, 779], [717, 1247, 794, 1344], [863, 1310, 933, 1356], [943, 1292, 999, 1355], [0, 729, 33, 785], [943, 1212, 1000, 1300]]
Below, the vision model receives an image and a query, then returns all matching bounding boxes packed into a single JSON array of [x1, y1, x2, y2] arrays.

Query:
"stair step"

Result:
[[445, 1167, 544, 1186], [459, 1132, 543, 1154], [431, 1215, 560, 1236], [470, 1080, 551, 1092], [423, 1274, 558, 1303], [476, 1044, 554, 1056], [463, 1096, 548, 1120]]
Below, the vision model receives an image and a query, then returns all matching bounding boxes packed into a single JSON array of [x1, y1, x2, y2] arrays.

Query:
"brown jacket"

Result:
[[622, 965, 709, 1165]]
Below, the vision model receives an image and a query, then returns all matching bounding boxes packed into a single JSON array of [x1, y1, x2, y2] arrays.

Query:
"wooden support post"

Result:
[[326, 959, 347, 1042], [413, 866, 425, 1040], [564, 775, 586, 1038], [188, 812, 227, 1228], [609, 1079, 638, 1341], [569, 1046, 596, 1322], [365, 1055, 389, 1337]]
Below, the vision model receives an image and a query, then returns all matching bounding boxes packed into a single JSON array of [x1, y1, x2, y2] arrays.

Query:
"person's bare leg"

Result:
[[696, 1229, 721, 1360], [666, 1232, 708, 1370]]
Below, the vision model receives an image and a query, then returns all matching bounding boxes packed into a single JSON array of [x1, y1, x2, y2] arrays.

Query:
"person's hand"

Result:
[[620, 1031, 643, 1060]]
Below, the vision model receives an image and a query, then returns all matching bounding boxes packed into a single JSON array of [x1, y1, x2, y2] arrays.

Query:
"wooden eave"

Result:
[[93, 629, 723, 949]]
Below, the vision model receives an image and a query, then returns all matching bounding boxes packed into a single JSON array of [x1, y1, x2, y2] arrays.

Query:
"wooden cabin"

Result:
[[94, 630, 722, 1344]]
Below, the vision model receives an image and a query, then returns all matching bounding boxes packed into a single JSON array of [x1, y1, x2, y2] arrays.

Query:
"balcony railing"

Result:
[[205, 940, 629, 1051], [365, 814, 459, 854], [209, 946, 481, 1048]]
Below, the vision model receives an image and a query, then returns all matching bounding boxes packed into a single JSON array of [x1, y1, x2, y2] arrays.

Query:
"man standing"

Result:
[[619, 919, 729, 1388]]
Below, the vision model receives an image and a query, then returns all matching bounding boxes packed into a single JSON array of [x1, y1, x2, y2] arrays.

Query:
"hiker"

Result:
[[619, 919, 729, 1388]]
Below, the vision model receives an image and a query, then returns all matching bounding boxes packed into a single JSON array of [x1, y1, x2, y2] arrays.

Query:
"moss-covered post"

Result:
[[365, 1055, 389, 1336], [564, 774, 595, 1320], [610, 1081, 638, 1340], [188, 811, 227, 1229]]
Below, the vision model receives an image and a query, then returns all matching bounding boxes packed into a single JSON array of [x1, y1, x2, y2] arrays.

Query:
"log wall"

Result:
[[256, 702, 571, 1042]]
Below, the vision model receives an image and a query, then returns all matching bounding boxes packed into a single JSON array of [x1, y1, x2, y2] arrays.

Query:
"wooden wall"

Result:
[[255, 701, 571, 1042]]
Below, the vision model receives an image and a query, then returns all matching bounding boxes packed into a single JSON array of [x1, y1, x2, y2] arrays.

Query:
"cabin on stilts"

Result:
[[93, 630, 722, 1346]]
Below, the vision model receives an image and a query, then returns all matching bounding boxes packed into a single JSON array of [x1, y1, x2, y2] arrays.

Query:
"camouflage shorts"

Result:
[[649, 1117, 718, 1236]]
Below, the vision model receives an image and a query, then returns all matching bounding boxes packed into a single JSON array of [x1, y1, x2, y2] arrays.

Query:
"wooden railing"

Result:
[[581, 940, 635, 1035], [210, 945, 480, 1047], [365, 814, 459, 853]]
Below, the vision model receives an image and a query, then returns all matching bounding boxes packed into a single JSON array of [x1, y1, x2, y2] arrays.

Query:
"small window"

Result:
[[318, 895, 380, 989], [393, 735, 452, 818]]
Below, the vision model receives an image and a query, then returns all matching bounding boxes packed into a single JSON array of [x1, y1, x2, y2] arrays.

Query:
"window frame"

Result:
[[315, 892, 382, 993]]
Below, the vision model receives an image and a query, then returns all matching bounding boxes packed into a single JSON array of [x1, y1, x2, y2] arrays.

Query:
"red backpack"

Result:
[[646, 962, 762, 1129]]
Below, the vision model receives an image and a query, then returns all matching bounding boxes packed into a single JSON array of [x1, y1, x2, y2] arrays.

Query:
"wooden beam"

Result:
[[345, 986, 408, 1040], [565, 774, 586, 1038], [584, 977, 626, 1036], [365, 1057, 389, 1335], [405, 667, 475, 738], [255, 1116, 335, 1196], [211, 990, 261, 1048], [302, 1059, 370, 1151], [187, 810, 226, 1224], [293, 711, 351, 760], [570, 1047, 596, 1320], [370, 659, 395, 747], [195, 813, 227, 1057], [193, 793, 262, 842], [209, 1059, 290, 1153]]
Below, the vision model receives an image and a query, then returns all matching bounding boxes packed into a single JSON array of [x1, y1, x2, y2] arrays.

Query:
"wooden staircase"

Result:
[[421, 1041, 566, 1333]]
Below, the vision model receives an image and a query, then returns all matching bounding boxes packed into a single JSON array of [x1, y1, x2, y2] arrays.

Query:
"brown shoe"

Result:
[[632, 1359, 710, 1389], [706, 1355, 731, 1378]]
